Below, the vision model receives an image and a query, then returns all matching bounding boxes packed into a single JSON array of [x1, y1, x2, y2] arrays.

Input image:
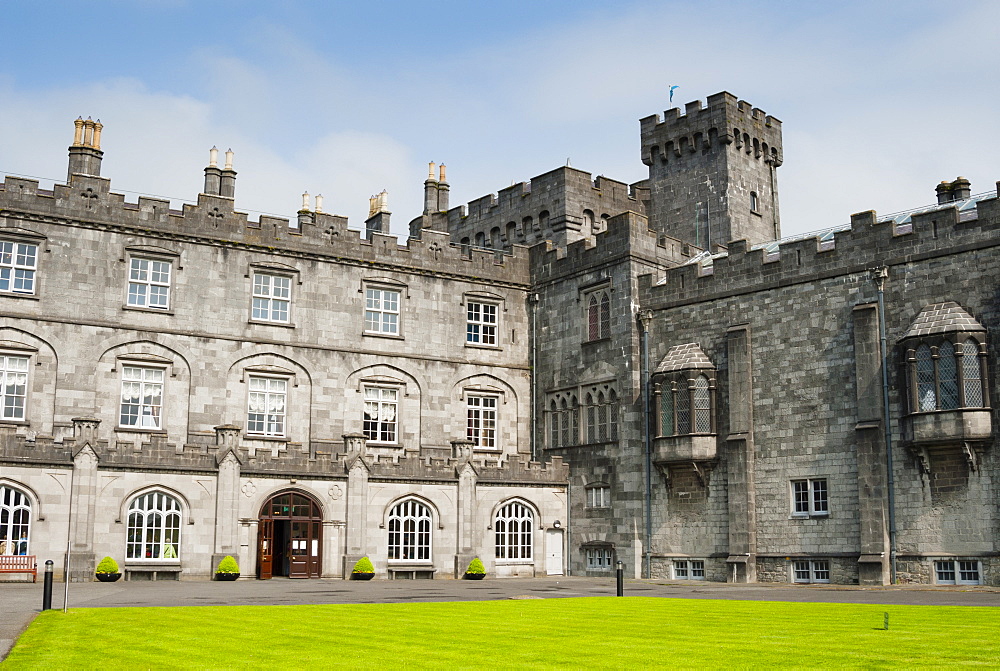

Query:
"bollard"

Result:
[[42, 560, 54, 610], [616, 560, 624, 597]]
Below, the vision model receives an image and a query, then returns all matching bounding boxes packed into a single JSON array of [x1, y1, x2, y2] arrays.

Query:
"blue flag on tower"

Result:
[[669, 85, 679, 104]]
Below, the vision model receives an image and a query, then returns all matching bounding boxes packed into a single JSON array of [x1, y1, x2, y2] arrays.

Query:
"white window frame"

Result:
[[251, 272, 292, 323], [495, 501, 533, 561], [127, 256, 172, 310], [792, 559, 830, 583], [466, 393, 498, 450], [466, 301, 498, 346], [365, 286, 401, 335], [387, 499, 432, 563], [791, 478, 829, 518], [119, 365, 164, 429], [674, 559, 706, 580], [0, 485, 31, 556], [935, 560, 981, 585], [126, 491, 181, 561], [0, 240, 38, 295], [0, 354, 29, 421], [246, 375, 288, 437], [363, 386, 399, 444], [586, 485, 610, 509], [585, 547, 613, 570]]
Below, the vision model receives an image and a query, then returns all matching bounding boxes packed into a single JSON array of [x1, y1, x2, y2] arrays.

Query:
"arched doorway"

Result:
[[257, 491, 322, 579]]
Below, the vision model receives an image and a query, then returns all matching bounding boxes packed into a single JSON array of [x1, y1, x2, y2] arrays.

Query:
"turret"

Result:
[[67, 117, 104, 180], [640, 91, 783, 249]]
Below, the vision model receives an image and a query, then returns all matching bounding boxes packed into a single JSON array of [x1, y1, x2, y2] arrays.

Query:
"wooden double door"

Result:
[[257, 492, 322, 579]]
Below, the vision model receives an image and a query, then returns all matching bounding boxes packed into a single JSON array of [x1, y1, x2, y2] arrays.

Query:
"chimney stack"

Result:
[[437, 164, 449, 213], [365, 190, 390, 240], [219, 149, 236, 198], [67, 117, 104, 180], [203, 146, 222, 195]]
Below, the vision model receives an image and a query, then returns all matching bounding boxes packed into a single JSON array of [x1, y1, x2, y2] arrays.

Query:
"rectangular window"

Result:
[[792, 478, 829, 517], [674, 560, 705, 580], [120, 366, 164, 429], [793, 560, 830, 583], [586, 486, 610, 508], [586, 548, 612, 570], [0, 355, 29, 420], [127, 257, 171, 309], [466, 301, 498, 346], [246, 376, 287, 437], [936, 560, 981, 585], [252, 273, 291, 323], [0, 241, 38, 295], [365, 288, 400, 335], [363, 386, 398, 443], [466, 394, 497, 449]]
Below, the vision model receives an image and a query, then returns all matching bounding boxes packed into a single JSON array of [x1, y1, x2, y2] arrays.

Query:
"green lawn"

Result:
[[5, 597, 999, 669]]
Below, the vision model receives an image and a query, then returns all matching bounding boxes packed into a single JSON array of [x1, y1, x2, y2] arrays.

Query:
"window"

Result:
[[495, 501, 533, 560], [548, 392, 579, 448], [365, 287, 400, 335], [750, 191, 759, 213], [0, 241, 37, 295], [0, 355, 29, 420], [585, 289, 611, 341], [127, 257, 171, 309], [387, 499, 431, 562], [586, 485, 610, 508], [674, 560, 705, 580], [466, 394, 497, 450], [252, 272, 291, 323], [935, 560, 981, 585], [793, 560, 830, 583], [363, 386, 398, 444], [584, 387, 618, 443], [657, 374, 716, 436], [910, 338, 987, 412], [126, 491, 181, 560], [466, 301, 498, 346], [246, 376, 287, 437], [585, 547, 613, 570], [119, 366, 164, 429], [792, 478, 828, 517], [0, 485, 31, 556]]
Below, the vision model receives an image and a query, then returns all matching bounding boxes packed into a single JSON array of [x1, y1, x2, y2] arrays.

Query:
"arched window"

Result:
[[387, 499, 431, 562], [583, 209, 595, 237], [474, 232, 486, 248], [505, 222, 517, 247], [490, 227, 502, 249], [0, 485, 31, 556], [126, 491, 181, 560], [585, 289, 611, 341], [549, 399, 559, 448], [583, 384, 618, 444], [495, 501, 533, 560]]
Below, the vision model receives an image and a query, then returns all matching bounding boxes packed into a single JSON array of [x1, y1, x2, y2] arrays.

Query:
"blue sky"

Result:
[[2, 0, 997, 239]]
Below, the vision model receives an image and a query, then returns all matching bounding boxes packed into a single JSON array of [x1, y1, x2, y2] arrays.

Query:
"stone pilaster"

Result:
[[68, 417, 102, 581], [212, 425, 243, 570], [343, 433, 370, 577], [725, 325, 756, 582], [453, 439, 478, 576], [852, 303, 890, 585]]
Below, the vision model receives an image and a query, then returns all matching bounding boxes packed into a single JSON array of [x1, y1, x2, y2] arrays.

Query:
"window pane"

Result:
[[916, 345, 935, 411], [963, 339, 983, 407], [938, 342, 958, 410]]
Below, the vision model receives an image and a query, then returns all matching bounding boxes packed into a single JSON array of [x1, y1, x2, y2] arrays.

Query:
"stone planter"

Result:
[[351, 572, 375, 581], [95, 572, 121, 583], [463, 573, 486, 580], [215, 573, 240, 581]]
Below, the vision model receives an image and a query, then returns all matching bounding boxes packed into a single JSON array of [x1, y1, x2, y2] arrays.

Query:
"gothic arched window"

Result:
[[387, 499, 431, 562], [126, 491, 181, 560], [495, 501, 533, 560]]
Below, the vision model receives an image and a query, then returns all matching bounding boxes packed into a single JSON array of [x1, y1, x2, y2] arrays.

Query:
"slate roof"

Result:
[[655, 343, 713, 373], [903, 302, 985, 339]]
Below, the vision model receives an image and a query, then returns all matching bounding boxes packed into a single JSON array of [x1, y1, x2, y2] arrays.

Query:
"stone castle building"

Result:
[[1, 92, 997, 585]]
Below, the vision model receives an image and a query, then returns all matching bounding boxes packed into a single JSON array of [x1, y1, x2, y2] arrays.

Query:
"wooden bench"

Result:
[[0, 555, 37, 582]]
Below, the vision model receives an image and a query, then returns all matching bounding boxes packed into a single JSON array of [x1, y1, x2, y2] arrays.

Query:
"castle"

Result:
[[0, 92, 996, 585]]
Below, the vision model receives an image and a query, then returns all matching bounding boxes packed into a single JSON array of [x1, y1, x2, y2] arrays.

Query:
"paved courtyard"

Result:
[[3, 576, 999, 660]]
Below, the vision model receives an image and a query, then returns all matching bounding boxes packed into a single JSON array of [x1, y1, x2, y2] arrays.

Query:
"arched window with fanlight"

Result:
[[126, 491, 181, 560], [495, 501, 533, 560], [387, 499, 431, 562], [0, 485, 31, 556]]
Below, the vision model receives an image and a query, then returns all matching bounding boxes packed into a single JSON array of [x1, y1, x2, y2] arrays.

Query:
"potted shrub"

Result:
[[464, 557, 486, 580], [215, 555, 240, 581], [95, 556, 122, 582], [351, 556, 375, 580]]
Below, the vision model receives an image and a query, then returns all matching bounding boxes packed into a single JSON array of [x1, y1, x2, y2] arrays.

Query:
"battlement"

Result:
[[639, 189, 1000, 306], [640, 91, 783, 168]]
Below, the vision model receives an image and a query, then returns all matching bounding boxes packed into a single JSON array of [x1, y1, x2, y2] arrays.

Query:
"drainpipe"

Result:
[[529, 292, 540, 462], [63, 466, 75, 612], [872, 267, 898, 584], [638, 310, 653, 579]]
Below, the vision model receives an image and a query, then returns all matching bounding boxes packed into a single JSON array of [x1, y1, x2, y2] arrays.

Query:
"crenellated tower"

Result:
[[640, 91, 783, 249]]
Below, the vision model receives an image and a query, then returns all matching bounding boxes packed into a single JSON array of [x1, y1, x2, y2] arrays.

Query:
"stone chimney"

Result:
[[203, 146, 222, 195], [219, 149, 236, 198], [67, 117, 104, 180], [365, 190, 390, 240], [936, 177, 972, 204]]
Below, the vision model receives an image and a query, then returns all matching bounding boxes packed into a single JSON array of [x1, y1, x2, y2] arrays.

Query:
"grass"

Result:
[[4, 597, 1000, 669]]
